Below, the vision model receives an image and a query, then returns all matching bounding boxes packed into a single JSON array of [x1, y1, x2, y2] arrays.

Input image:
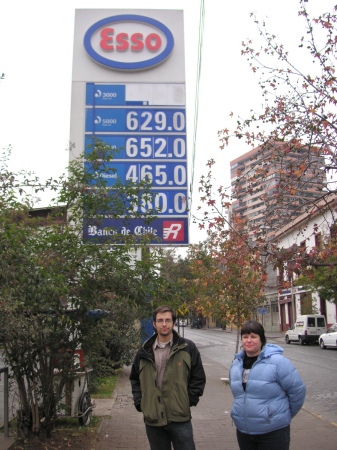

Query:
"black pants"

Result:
[[236, 425, 290, 450], [146, 421, 195, 450]]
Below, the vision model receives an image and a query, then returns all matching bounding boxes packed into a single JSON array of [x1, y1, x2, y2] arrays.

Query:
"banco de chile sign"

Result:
[[84, 14, 174, 71]]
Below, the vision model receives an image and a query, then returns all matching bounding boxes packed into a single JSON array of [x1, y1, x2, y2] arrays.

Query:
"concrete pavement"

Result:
[[87, 343, 337, 450], [0, 434, 14, 450]]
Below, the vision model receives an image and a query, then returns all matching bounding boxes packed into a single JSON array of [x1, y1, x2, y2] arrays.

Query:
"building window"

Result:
[[277, 267, 284, 285], [300, 240, 306, 253], [315, 233, 322, 249], [300, 292, 317, 315], [271, 303, 279, 313]]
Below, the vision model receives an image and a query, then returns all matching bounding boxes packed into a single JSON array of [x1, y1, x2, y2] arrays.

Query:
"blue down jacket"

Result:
[[229, 344, 306, 435]]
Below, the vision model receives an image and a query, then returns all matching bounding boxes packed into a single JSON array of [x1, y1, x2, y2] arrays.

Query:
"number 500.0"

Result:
[[132, 192, 187, 214]]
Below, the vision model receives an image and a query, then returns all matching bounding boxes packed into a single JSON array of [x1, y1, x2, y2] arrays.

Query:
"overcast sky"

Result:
[[0, 0, 334, 246]]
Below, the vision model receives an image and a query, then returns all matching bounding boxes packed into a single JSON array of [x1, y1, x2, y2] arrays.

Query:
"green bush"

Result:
[[82, 298, 141, 380]]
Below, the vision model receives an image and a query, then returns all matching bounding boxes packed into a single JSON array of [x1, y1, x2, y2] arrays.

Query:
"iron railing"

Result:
[[0, 367, 9, 437]]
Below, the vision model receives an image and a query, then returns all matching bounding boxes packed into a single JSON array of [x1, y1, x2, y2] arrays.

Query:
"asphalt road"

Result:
[[181, 326, 337, 426]]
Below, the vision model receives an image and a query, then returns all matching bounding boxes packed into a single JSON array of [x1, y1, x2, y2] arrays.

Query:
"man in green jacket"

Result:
[[130, 305, 206, 450]]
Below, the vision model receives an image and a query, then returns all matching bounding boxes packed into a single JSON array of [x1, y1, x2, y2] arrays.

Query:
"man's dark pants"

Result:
[[146, 420, 195, 450]]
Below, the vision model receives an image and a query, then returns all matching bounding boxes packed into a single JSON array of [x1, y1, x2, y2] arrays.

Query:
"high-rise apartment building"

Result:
[[230, 141, 326, 240]]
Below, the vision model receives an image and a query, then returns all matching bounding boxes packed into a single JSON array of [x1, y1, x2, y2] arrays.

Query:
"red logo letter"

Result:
[[116, 32, 129, 51], [131, 33, 144, 52], [100, 28, 114, 51], [163, 222, 184, 241], [145, 33, 161, 51]]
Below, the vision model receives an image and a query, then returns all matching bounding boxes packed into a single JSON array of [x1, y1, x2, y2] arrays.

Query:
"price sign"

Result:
[[85, 135, 187, 160], [86, 162, 187, 187], [85, 108, 186, 133], [84, 83, 188, 245]]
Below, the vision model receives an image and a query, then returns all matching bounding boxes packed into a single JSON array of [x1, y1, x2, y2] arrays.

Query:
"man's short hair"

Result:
[[153, 305, 176, 323]]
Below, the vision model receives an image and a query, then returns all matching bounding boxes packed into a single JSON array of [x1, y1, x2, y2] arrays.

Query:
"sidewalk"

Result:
[[88, 353, 337, 450], [0, 434, 14, 450]]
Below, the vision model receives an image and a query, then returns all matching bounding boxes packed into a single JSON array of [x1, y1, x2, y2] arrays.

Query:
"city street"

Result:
[[2, 328, 336, 428], [181, 326, 337, 425], [1, 327, 337, 449]]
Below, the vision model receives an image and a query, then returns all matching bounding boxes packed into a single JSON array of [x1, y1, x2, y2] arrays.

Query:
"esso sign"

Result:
[[100, 30, 162, 52], [84, 15, 174, 71]]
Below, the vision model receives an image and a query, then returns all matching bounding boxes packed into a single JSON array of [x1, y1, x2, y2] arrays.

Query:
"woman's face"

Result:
[[242, 332, 262, 357]]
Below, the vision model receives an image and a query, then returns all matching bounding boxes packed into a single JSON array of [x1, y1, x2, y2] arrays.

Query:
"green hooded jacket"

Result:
[[130, 330, 206, 426]]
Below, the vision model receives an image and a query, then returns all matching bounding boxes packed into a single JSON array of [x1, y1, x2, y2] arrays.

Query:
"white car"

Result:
[[319, 324, 337, 349], [177, 319, 187, 327], [284, 315, 327, 345]]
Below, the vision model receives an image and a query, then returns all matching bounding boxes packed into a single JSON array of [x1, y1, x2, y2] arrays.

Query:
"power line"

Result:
[[189, 0, 205, 223]]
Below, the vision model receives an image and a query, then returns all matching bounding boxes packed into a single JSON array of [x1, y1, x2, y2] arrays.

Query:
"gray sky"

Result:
[[0, 0, 333, 246]]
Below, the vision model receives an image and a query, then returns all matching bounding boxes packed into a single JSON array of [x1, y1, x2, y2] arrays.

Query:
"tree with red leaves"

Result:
[[198, 2, 337, 297], [189, 217, 266, 353]]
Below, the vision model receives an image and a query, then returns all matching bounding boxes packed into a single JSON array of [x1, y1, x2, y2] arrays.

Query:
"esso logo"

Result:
[[84, 15, 174, 71]]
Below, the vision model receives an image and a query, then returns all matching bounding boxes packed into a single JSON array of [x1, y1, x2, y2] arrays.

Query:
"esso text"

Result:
[[100, 29, 162, 52]]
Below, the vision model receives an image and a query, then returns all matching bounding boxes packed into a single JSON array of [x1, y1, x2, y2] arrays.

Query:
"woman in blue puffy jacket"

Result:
[[229, 320, 306, 450]]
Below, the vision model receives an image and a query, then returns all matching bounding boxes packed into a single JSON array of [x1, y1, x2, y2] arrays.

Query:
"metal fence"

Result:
[[0, 367, 9, 437]]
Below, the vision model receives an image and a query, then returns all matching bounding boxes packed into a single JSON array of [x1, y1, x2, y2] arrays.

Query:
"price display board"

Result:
[[84, 82, 188, 245]]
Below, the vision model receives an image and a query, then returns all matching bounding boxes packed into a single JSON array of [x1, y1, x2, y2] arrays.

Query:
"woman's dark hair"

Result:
[[241, 320, 266, 347]]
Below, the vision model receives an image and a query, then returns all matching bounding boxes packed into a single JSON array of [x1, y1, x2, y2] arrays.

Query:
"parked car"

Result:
[[319, 324, 337, 349], [285, 315, 327, 345], [190, 319, 202, 329]]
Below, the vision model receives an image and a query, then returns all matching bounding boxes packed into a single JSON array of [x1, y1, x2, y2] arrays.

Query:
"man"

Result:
[[130, 305, 206, 450]]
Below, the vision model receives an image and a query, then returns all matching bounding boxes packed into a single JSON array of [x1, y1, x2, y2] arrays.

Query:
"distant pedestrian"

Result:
[[229, 320, 306, 450], [130, 305, 206, 450]]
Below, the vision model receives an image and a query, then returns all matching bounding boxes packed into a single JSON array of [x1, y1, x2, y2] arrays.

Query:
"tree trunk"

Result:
[[16, 409, 30, 439], [235, 304, 241, 354]]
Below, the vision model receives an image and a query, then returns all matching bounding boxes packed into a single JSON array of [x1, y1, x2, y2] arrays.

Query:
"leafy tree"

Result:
[[187, 241, 222, 319], [155, 248, 197, 317], [199, 2, 337, 289], [189, 217, 266, 353], [0, 142, 164, 438], [220, 1, 337, 213]]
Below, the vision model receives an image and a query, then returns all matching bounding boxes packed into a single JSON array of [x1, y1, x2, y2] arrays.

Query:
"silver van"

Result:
[[285, 315, 327, 345]]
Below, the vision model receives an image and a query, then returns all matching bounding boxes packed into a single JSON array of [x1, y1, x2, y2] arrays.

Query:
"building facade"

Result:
[[273, 194, 337, 331], [230, 141, 326, 242]]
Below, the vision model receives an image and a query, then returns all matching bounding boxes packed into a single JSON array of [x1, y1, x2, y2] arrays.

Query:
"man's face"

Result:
[[153, 311, 174, 340]]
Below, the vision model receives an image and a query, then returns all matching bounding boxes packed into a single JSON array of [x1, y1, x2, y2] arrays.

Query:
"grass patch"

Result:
[[91, 374, 119, 399], [54, 415, 100, 431]]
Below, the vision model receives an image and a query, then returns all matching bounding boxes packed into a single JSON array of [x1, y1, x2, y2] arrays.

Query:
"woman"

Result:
[[229, 320, 306, 450]]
